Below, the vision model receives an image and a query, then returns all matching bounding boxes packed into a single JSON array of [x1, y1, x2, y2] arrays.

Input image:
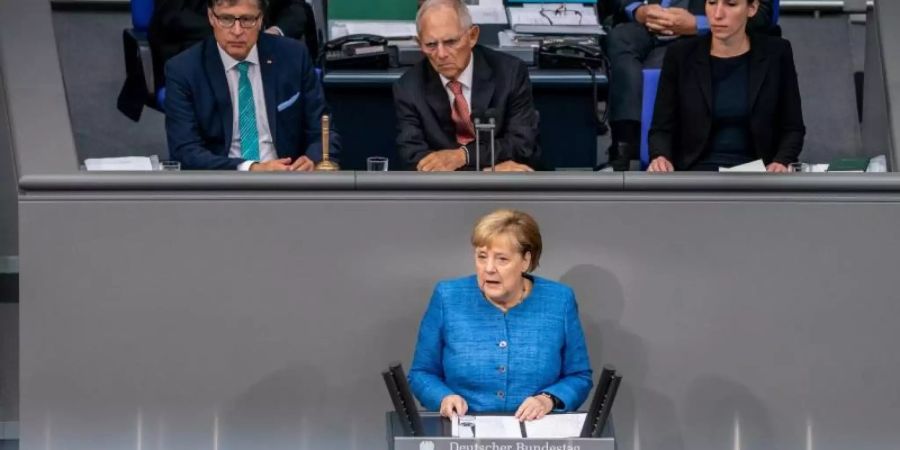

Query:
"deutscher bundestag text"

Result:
[[449, 443, 581, 450]]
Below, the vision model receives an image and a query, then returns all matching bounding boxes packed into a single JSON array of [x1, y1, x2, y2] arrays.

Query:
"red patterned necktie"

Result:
[[447, 80, 475, 145]]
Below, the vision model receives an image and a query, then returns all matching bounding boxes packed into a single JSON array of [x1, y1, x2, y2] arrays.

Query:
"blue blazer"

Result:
[[409, 275, 593, 413], [164, 35, 340, 170]]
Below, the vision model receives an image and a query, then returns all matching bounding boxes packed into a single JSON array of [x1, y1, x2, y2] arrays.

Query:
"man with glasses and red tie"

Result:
[[164, 0, 339, 170], [604, 0, 771, 171], [394, 0, 539, 172]]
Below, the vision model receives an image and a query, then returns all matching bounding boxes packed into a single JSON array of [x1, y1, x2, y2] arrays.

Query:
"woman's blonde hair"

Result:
[[471, 209, 542, 272]]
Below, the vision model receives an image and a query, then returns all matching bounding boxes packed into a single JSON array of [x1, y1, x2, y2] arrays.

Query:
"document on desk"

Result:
[[524, 413, 587, 438], [83, 156, 156, 171], [470, 0, 508, 24], [329, 20, 416, 39], [719, 159, 766, 172]]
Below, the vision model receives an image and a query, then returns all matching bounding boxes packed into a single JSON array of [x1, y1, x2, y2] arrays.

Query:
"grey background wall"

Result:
[[0, 66, 18, 260], [17, 190, 900, 450]]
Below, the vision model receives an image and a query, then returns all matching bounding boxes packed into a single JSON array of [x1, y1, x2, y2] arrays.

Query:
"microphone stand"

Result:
[[474, 117, 497, 172]]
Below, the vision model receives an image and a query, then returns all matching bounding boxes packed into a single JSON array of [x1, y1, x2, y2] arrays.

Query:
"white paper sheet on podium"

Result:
[[718, 159, 766, 172], [452, 415, 521, 438], [83, 156, 156, 171], [525, 413, 587, 438], [451, 413, 587, 438]]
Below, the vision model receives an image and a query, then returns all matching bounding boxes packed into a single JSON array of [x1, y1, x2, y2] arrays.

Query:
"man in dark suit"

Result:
[[604, 0, 771, 170], [394, 0, 539, 171], [165, 0, 339, 170], [149, 0, 310, 93]]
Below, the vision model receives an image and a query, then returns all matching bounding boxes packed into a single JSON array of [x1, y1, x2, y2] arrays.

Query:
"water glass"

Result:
[[367, 156, 389, 172], [159, 161, 181, 171]]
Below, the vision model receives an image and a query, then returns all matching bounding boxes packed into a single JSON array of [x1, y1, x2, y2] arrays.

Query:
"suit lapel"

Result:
[[203, 38, 233, 147], [747, 34, 770, 112], [470, 47, 495, 119], [693, 36, 713, 113], [257, 35, 280, 149], [424, 65, 455, 141]]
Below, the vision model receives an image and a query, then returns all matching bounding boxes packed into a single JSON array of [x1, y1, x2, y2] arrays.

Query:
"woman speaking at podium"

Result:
[[408, 209, 593, 422]]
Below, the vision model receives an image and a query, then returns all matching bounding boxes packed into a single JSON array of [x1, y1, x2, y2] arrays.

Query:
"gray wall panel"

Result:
[[18, 195, 900, 450], [0, 65, 18, 259], [0, 0, 78, 176], [0, 305, 18, 422]]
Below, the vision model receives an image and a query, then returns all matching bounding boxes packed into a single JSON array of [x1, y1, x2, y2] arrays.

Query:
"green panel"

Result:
[[328, 0, 417, 20]]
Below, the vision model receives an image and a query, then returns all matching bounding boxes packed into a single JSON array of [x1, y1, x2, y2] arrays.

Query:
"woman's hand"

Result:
[[648, 156, 674, 172], [439, 394, 468, 418], [766, 162, 788, 173], [515, 395, 554, 422]]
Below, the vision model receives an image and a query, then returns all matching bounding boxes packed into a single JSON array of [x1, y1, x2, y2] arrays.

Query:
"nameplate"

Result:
[[393, 438, 615, 450]]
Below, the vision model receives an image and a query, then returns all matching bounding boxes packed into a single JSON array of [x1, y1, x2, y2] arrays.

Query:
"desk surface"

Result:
[[324, 67, 608, 87]]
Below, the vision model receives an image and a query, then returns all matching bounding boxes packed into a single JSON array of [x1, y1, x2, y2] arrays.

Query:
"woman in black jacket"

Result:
[[647, 0, 805, 172]]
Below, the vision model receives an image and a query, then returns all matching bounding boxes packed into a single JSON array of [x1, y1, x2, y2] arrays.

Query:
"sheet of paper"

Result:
[[718, 159, 766, 172], [83, 156, 155, 171], [470, 0, 508, 24], [524, 413, 587, 438], [329, 21, 416, 39], [472, 416, 523, 438]]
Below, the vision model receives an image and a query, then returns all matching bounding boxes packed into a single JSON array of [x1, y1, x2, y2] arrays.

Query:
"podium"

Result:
[[386, 412, 617, 450]]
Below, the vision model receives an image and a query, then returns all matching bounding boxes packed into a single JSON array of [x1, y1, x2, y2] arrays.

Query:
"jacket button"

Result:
[[498, 340, 508, 348], [498, 365, 506, 373], [497, 391, 505, 399]]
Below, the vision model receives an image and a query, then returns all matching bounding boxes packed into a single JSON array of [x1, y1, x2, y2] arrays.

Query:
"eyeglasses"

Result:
[[420, 29, 472, 53], [212, 12, 262, 29]]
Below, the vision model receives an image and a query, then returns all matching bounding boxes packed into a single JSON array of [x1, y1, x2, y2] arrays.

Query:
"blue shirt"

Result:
[[409, 275, 593, 413]]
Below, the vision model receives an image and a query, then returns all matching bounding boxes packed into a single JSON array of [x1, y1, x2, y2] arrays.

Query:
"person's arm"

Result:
[[164, 61, 245, 170], [296, 43, 340, 163], [647, 46, 681, 166], [771, 40, 805, 165], [480, 62, 540, 169], [408, 285, 456, 411], [538, 290, 593, 412], [267, 0, 308, 40], [393, 81, 435, 169]]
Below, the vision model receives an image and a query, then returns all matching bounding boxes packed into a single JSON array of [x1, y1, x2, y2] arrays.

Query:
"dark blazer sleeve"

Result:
[[771, 40, 805, 164], [164, 60, 244, 170], [393, 78, 433, 168], [294, 42, 340, 162], [647, 42, 683, 163], [267, 0, 308, 40], [480, 61, 540, 168]]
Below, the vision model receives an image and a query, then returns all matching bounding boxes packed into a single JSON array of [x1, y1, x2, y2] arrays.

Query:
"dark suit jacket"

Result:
[[164, 34, 340, 170], [648, 33, 805, 169], [393, 45, 540, 170], [148, 0, 309, 90]]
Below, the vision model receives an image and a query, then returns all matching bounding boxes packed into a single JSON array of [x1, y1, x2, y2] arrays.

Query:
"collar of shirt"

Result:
[[217, 44, 260, 72], [439, 52, 475, 92]]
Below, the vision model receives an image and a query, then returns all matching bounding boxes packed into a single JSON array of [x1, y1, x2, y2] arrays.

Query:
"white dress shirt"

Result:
[[217, 45, 277, 171], [438, 53, 475, 112]]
